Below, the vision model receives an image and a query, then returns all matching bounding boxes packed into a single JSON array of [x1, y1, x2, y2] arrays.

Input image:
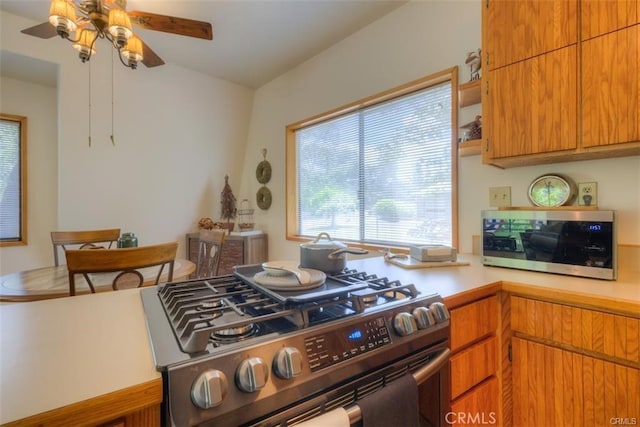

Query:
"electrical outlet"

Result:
[[489, 186, 511, 207], [578, 182, 597, 206]]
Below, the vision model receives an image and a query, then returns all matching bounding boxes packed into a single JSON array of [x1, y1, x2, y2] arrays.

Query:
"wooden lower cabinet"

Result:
[[5, 380, 162, 427], [510, 295, 640, 427], [512, 337, 640, 426], [449, 295, 501, 425]]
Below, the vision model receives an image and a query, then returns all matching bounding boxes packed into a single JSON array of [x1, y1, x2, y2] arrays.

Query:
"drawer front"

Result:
[[450, 336, 498, 400], [449, 376, 499, 425], [450, 296, 498, 351], [511, 296, 640, 365]]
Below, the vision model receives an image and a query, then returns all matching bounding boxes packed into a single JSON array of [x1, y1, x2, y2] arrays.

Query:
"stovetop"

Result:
[[140, 266, 422, 367]]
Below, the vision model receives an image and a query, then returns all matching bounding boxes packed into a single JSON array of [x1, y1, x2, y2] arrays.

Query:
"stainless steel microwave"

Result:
[[482, 210, 616, 280]]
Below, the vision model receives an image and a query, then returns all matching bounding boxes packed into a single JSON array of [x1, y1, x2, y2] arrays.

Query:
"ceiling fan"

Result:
[[21, 0, 213, 69]]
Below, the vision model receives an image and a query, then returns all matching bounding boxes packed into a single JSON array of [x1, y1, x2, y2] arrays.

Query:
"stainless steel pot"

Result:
[[299, 232, 368, 274]]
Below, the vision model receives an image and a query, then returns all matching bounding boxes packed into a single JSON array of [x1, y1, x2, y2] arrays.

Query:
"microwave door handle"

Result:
[[345, 348, 451, 424]]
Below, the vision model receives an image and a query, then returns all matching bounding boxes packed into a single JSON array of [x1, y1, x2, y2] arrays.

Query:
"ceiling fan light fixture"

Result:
[[73, 28, 97, 62], [107, 8, 133, 48], [48, 0, 78, 38], [122, 35, 143, 67]]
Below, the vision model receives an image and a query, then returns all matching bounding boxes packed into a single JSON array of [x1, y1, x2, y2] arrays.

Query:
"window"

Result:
[[0, 114, 27, 246], [286, 68, 458, 249]]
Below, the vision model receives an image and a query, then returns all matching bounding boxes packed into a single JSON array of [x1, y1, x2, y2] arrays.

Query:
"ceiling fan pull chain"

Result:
[[111, 50, 115, 146], [88, 61, 92, 147]]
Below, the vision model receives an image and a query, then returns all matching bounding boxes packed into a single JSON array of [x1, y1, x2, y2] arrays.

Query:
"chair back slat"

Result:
[[65, 242, 178, 296], [196, 229, 226, 278], [51, 229, 121, 266]]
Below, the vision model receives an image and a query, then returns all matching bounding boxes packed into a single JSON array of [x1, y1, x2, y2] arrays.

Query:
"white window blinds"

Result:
[[0, 116, 24, 242], [295, 80, 453, 247]]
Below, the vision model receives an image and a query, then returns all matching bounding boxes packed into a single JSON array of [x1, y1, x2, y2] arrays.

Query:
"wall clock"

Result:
[[527, 174, 577, 207]]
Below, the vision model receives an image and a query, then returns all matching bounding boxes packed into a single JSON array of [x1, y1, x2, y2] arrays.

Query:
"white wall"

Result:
[[0, 11, 254, 274], [240, 0, 640, 261], [0, 76, 58, 273]]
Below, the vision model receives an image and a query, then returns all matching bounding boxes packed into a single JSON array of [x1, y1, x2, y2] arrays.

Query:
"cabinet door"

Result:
[[485, 0, 577, 70], [486, 46, 577, 159], [512, 337, 640, 427], [582, 25, 639, 148], [582, 0, 639, 40], [244, 233, 268, 265]]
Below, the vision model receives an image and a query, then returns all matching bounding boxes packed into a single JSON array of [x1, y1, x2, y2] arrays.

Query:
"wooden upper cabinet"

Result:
[[582, 24, 639, 148], [486, 0, 578, 70], [581, 0, 639, 40], [486, 46, 578, 159]]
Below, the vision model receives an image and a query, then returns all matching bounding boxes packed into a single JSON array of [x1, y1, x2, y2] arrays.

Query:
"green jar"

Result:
[[117, 232, 138, 248]]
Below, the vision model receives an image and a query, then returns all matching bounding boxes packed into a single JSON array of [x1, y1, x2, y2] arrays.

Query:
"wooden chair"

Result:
[[51, 229, 121, 266], [196, 229, 226, 278], [65, 242, 178, 296]]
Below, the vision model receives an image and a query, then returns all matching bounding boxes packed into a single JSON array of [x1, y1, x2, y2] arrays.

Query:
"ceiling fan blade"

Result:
[[128, 11, 213, 40], [21, 22, 58, 39], [140, 40, 165, 68]]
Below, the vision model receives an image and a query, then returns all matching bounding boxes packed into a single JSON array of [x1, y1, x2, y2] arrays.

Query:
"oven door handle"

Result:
[[345, 347, 450, 424]]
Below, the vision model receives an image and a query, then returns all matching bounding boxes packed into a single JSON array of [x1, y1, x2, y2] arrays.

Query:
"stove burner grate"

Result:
[[155, 268, 421, 354]]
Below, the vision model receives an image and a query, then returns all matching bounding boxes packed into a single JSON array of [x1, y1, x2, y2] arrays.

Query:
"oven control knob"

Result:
[[430, 302, 450, 323], [236, 357, 269, 393], [413, 306, 437, 329], [191, 369, 228, 409], [393, 312, 417, 336], [273, 347, 303, 379]]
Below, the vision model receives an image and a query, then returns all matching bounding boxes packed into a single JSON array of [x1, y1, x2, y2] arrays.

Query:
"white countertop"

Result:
[[347, 255, 640, 308], [0, 254, 637, 424], [0, 288, 160, 424]]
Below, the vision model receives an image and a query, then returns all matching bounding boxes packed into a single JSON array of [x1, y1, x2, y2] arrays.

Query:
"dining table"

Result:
[[0, 258, 195, 302]]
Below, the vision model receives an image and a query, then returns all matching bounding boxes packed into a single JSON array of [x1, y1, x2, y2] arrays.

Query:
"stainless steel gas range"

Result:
[[140, 264, 451, 426]]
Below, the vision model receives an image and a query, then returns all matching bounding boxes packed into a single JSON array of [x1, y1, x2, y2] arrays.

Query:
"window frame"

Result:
[[0, 113, 28, 246], [285, 67, 459, 250]]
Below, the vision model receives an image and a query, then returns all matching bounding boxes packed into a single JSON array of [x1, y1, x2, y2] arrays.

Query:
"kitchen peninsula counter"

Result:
[[0, 288, 162, 426], [1, 255, 638, 425]]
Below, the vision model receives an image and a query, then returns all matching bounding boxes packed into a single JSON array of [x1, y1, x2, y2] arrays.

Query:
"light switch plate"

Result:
[[578, 182, 597, 206], [489, 186, 511, 207]]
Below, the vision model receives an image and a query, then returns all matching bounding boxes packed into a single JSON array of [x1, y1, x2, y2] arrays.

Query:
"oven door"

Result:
[[247, 342, 450, 427]]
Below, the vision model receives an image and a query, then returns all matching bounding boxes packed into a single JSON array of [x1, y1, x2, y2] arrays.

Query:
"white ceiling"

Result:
[[0, 0, 407, 89]]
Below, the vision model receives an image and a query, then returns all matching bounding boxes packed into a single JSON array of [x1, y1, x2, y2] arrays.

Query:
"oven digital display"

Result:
[[305, 317, 391, 372], [347, 329, 363, 341]]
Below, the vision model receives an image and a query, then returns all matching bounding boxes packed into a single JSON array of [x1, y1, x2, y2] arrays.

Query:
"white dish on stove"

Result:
[[253, 268, 326, 291], [261, 261, 301, 276]]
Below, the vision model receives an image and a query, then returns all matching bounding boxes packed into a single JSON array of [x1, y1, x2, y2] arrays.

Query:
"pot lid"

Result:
[[300, 232, 347, 250]]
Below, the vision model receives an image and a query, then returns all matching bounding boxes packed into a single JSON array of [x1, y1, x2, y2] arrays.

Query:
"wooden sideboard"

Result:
[[186, 231, 268, 276]]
